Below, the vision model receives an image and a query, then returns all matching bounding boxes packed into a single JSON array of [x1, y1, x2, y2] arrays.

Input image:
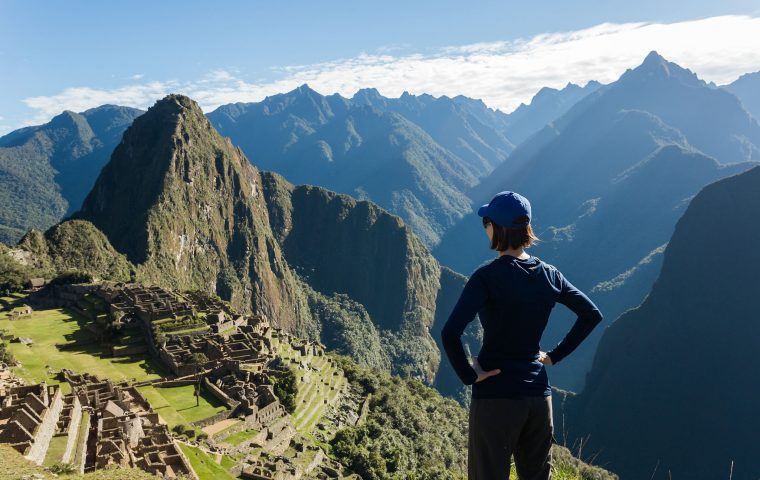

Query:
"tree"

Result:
[[271, 366, 298, 414], [188, 353, 209, 407]]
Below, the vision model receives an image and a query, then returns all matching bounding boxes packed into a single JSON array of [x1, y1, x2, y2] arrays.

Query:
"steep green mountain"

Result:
[[723, 70, 760, 122], [566, 165, 760, 480], [72, 94, 318, 337], [16, 221, 133, 282], [0, 105, 143, 244], [259, 170, 447, 381], [208, 85, 479, 246], [434, 52, 759, 390], [25, 94, 469, 388]]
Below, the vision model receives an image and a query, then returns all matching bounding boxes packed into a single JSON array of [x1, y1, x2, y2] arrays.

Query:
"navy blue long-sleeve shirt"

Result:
[[441, 254, 603, 398]]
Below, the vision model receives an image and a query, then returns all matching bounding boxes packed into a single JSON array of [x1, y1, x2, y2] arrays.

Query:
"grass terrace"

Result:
[[137, 384, 228, 428], [222, 427, 260, 446], [178, 443, 237, 480], [0, 307, 165, 386], [272, 336, 347, 436]]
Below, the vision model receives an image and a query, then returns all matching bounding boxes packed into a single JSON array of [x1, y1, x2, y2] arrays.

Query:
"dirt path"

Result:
[[202, 418, 239, 436]]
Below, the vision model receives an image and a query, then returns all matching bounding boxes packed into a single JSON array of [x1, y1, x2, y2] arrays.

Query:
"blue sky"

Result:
[[2, 0, 760, 134]]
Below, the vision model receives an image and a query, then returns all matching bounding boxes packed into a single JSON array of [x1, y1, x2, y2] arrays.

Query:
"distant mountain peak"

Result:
[[352, 87, 385, 105], [49, 109, 85, 127], [642, 50, 666, 67], [295, 82, 312, 91], [354, 87, 381, 97], [623, 51, 703, 87]]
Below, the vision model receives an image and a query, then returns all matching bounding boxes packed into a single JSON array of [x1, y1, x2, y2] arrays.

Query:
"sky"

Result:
[[2, 0, 760, 135]]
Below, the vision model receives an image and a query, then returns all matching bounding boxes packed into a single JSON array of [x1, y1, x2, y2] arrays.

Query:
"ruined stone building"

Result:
[[97, 283, 194, 326], [69, 372, 194, 478], [159, 316, 273, 376], [208, 368, 285, 430], [0, 371, 195, 478], [0, 383, 64, 464]]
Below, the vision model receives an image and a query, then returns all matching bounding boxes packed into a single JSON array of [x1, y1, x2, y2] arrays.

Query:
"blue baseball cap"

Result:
[[477, 191, 531, 227]]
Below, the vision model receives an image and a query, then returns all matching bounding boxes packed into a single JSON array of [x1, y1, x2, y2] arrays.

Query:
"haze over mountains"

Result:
[[0, 81, 594, 250], [565, 164, 760, 480], [207, 81, 597, 246], [724, 70, 760, 121]]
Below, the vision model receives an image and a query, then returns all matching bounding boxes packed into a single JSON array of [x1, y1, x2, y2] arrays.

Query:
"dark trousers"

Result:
[[468, 396, 554, 480]]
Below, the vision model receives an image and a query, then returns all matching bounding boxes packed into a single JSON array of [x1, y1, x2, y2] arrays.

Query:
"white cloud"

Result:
[[129, 73, 145, 80], [22, 82, 177, 126], [16, 14, 760, 130]]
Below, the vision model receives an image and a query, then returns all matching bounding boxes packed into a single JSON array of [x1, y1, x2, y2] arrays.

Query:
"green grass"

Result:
[[0, 308, 165, 385], [505, 464, 587, 479], [219, 454, 240, 471], [137, 385, 228, 428], [42, 435, 68, 467], [178, 443, 236, 480], [72, 411, 90, 468], [222, 428, 260, 446], [0, 444, 157, 480]]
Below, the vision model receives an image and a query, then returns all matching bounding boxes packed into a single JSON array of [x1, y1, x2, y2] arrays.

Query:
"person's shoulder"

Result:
[[532, 257, 564, 283], [468, 258, 500, 283]]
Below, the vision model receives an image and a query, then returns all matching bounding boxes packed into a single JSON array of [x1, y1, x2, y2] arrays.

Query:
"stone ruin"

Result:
[[73, 372, 193, 478], [5, 304, 33, 320], [237, 448, 350, 480], [0, 363, 25, 393], [0, 370, 194, 478], [0, 383, 64, 465], [0, 281, 359, 478], [97, 282, 193, 327], [205, 367, 285, 431], [160, 316, 273, 376], [182, 290, 234, 317]]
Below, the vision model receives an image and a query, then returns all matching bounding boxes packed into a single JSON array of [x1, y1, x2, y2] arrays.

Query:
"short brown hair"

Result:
[[484, 215, 539, 251]]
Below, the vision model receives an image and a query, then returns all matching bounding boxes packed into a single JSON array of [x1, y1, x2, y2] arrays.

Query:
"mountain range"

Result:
[[2, 52, 759, 398], [207, 82, 598, 246], [0, 83, 595, 251]]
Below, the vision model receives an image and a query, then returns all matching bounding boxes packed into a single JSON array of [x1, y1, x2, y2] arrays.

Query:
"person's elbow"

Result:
[[440, 318, 462, 346], [440, 321, 455, 344], [590, 309, 603, 327]]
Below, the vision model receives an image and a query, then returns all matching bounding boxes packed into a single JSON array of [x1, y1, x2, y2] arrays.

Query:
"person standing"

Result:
[[441, 191, 603, 480]]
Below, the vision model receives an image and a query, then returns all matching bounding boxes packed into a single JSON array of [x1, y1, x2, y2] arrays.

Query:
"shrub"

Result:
[[271, 366, 298, 414], [50, 269, 93, 285]]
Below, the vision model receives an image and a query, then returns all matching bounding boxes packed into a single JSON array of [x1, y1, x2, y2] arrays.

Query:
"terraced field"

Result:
[[137, 384, 228, 428], [273, 336, 348, 435], [0, 305, 165, 386]]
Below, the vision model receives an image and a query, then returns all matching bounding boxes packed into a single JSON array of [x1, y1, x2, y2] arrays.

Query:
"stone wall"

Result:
[[190, 409, 232, 428], [202, 377, 239, 410], [25, 386, 64, 465], [75, 411, 91, 474], [61, 395, 82, 464]]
